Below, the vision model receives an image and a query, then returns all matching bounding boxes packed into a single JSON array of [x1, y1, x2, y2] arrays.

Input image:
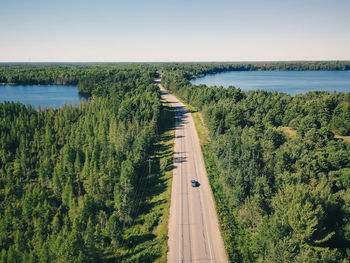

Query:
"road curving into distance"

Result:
[[156, 76, 228, 263]]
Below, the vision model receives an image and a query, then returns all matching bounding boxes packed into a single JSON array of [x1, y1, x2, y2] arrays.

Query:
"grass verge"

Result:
[[118, 99, 175, 262], [153, 99, 175, 262]]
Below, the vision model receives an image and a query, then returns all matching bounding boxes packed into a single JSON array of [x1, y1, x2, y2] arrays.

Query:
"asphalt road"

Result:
[[157, 80, 227, 263]]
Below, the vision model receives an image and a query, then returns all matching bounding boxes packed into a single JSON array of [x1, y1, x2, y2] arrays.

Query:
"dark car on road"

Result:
[[191, 179, 199, 187]]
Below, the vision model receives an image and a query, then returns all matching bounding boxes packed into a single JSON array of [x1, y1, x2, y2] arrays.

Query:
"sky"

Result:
[[0, 0, 350, 62]]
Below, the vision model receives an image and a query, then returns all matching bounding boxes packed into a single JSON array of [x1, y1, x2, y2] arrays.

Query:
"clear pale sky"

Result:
[[1, 0, 349, 62]]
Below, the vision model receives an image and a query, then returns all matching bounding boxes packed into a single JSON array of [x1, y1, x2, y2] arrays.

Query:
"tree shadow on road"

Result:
[[121, 99, 175, 262]]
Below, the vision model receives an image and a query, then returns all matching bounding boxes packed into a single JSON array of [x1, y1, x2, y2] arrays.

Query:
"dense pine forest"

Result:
[[0, 64, 174, 262], [161, 62, 350, 262], [1, 62, 350, 262]]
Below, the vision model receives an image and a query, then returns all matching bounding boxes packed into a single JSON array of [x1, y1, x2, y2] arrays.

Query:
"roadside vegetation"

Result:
[[161, 62, 350, 262], [0, 64, 174, 262], [1, 61, 350, 262]]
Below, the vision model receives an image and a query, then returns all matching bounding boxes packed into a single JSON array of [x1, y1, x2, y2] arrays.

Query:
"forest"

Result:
[[0, 64, 174, 262], [161, 63, 350, 262], [1, 61, 350, 262]]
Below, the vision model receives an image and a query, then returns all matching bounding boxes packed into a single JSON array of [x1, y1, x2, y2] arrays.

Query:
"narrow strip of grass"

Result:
[[117, 100, 175, 262], [192, 111, 210, 146], [154, 100, 175, 263], [179, 102, 210, 146]]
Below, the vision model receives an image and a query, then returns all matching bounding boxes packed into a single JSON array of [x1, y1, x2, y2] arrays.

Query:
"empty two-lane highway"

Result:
[[158, 82, 227, 263]]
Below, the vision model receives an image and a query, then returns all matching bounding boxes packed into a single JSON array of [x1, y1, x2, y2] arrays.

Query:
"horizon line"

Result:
[[1, 59, 350, 64]]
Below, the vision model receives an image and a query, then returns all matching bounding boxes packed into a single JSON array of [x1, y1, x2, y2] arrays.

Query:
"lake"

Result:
[[190, 71, 350, 96], [0, 84, 87, 109]]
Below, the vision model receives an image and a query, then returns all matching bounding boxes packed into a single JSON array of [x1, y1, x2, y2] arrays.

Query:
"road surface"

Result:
[[156, 78, 227, 263]]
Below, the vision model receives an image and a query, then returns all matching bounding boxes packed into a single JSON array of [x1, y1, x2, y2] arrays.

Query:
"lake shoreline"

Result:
[[190, 70, 350, 96], [190, 69, 350, 81]]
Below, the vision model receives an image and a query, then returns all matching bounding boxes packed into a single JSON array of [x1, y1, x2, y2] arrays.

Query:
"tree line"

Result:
[[2, 61, 349, 86], [159, 61, 350, 79], [0, 64, 151, 87], [161, 64, 350, 262]]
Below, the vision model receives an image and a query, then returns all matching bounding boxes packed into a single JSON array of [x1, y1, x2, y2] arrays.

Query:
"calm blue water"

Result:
[[0, 84, 87, 109], [191, 71, 350, 96]]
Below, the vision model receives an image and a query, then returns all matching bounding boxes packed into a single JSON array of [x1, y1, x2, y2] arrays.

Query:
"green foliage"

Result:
[[0, 64, 167, 262], [332, 102, 350, 135]]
